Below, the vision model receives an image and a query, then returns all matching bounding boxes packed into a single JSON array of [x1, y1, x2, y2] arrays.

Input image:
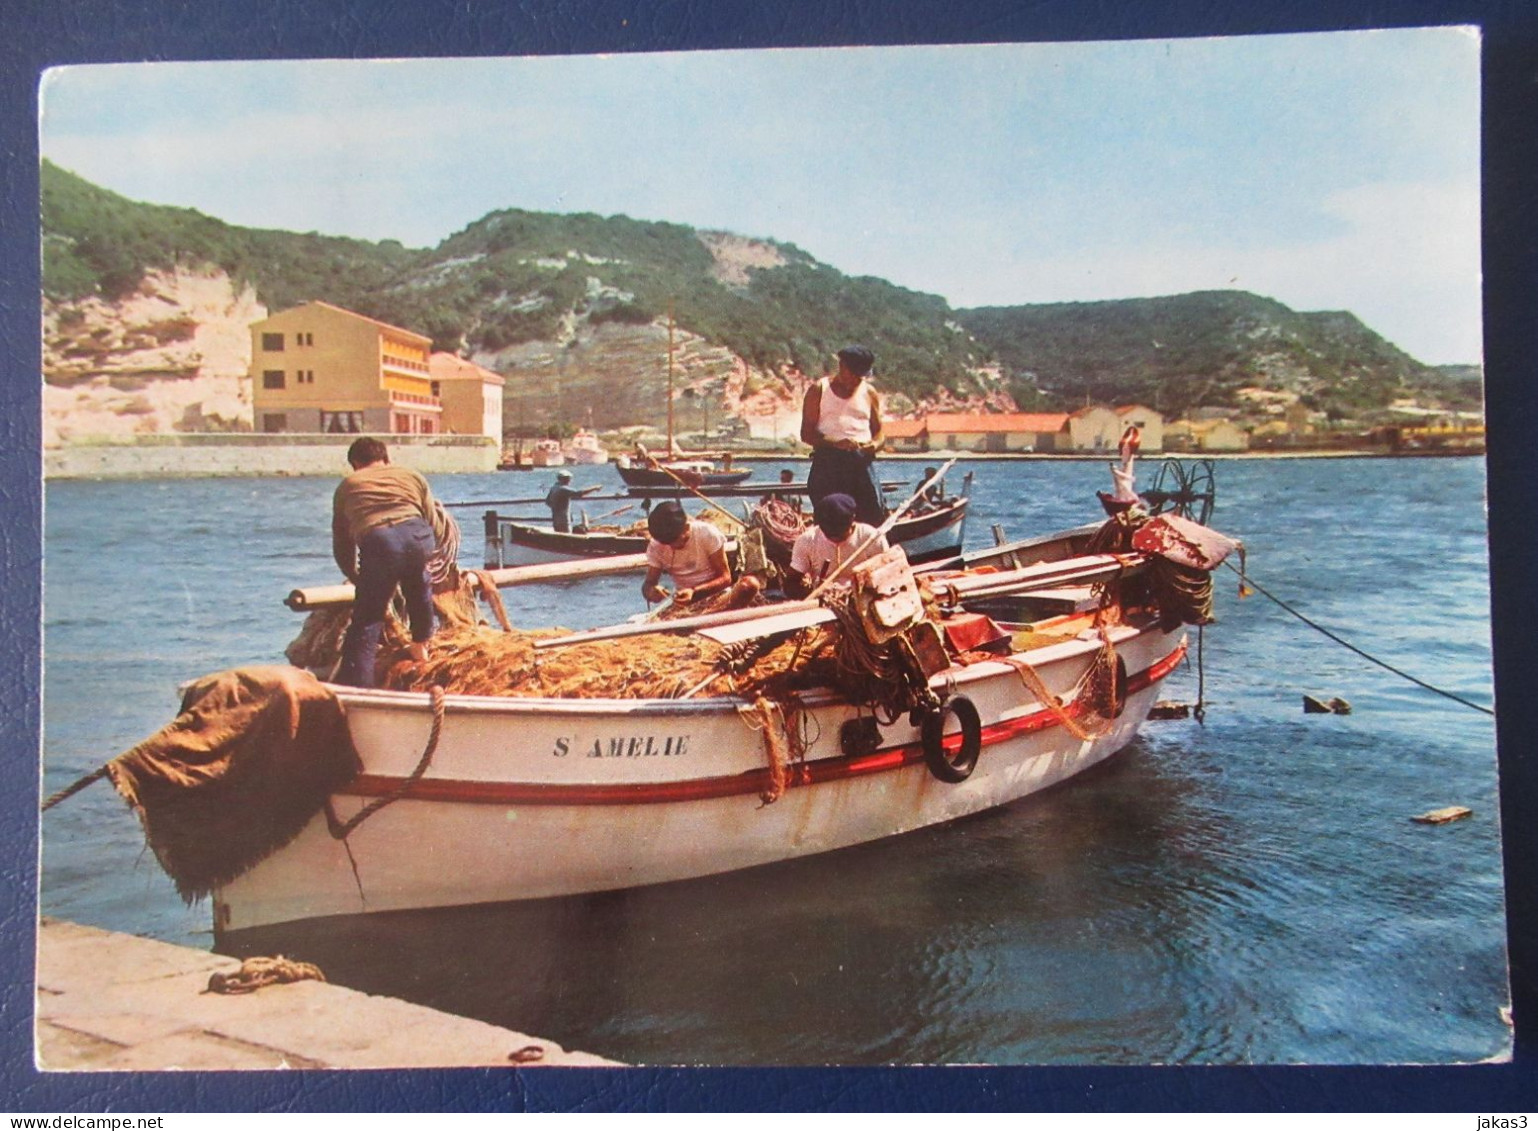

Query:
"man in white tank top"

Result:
[[799, 344, 887, 525]]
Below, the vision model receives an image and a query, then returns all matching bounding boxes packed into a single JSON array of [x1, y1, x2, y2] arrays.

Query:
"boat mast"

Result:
[[666, 300, 676, 457]]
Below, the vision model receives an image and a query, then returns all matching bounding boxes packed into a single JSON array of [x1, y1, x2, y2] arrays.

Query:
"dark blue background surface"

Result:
[[5, 0, 1536, 1112]]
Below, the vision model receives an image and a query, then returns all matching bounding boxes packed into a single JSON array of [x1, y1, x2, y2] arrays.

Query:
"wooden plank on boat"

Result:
[[697, 607, 837, 644], [285, 553, 653, 610]]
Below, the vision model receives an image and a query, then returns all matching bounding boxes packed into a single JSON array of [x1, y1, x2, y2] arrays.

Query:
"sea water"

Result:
[[39, 456, 1508, 1065]]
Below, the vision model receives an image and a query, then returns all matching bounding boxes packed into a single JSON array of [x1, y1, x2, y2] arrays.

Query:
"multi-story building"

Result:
[[249, 301, 441, 435], [429, 352, 505, 438]]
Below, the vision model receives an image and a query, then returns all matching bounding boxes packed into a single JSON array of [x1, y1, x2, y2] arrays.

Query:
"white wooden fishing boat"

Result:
[[212, 502, 1231, 936], [562, 428, 609, 465], [529, 439, 565, 467]]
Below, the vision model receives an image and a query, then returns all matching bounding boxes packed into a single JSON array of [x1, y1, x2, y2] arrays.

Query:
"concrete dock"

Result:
[[35, 918, 619, 1070]]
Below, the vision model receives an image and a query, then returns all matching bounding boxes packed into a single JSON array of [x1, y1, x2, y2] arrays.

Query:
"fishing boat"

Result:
[[614, 456, 753, 490], [614, 306, 750, 490], [529, 439, 565, 468], [209, 503, 1230, 936], [482, 478, 971, 569], [562, 428, 610, 466]]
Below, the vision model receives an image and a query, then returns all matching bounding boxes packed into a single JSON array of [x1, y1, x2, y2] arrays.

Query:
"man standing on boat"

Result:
[[801, 344, 887, 525], [545, 470, 599, 534], [332, 437, 448, 686]]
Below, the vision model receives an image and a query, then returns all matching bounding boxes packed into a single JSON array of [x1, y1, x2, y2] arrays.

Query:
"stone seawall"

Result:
[[44, 434, 500, 479]]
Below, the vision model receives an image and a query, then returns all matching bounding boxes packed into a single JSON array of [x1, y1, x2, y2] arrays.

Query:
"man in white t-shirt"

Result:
[[640, 500, 768, 612], [800, 344, 887, 525], [785, 493, 891, 598]]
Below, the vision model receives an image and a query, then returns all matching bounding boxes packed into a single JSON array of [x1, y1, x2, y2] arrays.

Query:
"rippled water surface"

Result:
[[40, 456, 1508, 1065]]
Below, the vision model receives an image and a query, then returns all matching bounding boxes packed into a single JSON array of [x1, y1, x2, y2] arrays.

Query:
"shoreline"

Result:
[[41, 438, 1484, 480]]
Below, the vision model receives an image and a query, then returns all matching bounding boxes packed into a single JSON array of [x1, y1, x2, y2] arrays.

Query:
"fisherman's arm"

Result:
[[799, 385, 823, 448], [332, 508, 357, 582], [864, 389, 885, 453], [675, 546, 733, 605], [642, 565, 669, 604]]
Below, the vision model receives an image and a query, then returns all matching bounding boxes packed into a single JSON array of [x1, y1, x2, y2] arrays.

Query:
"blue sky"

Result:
[[39, 29, 1481, 364]]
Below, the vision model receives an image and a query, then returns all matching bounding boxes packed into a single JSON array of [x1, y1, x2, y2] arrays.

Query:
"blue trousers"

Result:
[[336, 517, 436, 687], [808, 447, 887, 526]]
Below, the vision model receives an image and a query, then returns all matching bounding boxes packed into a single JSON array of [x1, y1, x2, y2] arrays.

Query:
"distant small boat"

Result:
[[615, 456, 752, 490], [529, 440, 565, 468], [563, 429, 609, 465]]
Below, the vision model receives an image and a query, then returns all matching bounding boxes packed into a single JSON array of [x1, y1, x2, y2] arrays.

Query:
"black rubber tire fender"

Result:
[[921, 694, 982, 783]]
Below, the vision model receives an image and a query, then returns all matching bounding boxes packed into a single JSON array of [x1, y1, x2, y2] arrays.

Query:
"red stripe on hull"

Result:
[[341, 640, 1187, 808]]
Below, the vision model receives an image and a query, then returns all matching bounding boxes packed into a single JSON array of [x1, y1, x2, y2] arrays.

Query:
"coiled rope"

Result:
[[1221, 560, 1494, 717], [206, 956, 326, 995]]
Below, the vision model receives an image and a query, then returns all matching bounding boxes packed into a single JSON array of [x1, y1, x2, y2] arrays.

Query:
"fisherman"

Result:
[[641, 500, 761, 608], [331, 436, 448, 686], [800, 344, 887, 525], [544, 470, 599, 534], [784, 493, 891, 598]]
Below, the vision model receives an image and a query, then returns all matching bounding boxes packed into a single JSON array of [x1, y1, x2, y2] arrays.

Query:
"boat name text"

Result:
[[552, 734, 692, 759]]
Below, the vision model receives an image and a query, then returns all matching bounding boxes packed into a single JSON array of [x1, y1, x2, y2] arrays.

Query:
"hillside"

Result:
[[40, 161, 1476, 445], [955, 292, 1469, 417]]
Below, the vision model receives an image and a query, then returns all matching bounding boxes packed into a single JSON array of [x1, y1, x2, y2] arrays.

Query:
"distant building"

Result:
[[429, 353, 505, 438], [1114, 404, 1164, 452], [881, 413, 1069, 453], [882, 418, 929, 453], [1065, 405, 1124, 452], [923, 412, 1070, 453], [1167, 418, 1249, 452], [249, 301, 440, 435]]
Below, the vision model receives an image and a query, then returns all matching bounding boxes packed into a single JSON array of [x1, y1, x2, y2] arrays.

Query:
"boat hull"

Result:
[[483, 497, 968, 569], [616, 464, 753, 489], [213, 621, 1184, 934]]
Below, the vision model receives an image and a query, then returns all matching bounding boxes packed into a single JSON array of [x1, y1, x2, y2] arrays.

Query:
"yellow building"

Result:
[[429, 353, 506, 438], [249, 301, 441, 435]]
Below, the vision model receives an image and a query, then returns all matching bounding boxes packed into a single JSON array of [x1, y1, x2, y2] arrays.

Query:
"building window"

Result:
[[262, 370, 286, 389], [262, 333, 284, 351], [297, 332, 314, 346], [262, 413, 287, 433], [420, 418, 435, 434], [431, 381, 441, 397], [322, 411, 363, 434]]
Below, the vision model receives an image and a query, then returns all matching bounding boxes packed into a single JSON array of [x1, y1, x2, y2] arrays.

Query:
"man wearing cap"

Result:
[[331, 436, 449, 686], [545, 470, 599, 534], [641, 501, 761, 608], [800, 344, 887, 526], [784, 493, 892, 598]]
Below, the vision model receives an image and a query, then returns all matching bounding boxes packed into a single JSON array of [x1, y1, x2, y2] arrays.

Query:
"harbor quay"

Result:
[[34, 919, 619, 1070]]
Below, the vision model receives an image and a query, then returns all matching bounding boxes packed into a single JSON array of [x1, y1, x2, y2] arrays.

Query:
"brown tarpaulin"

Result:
[[106, 665, 361, 903]]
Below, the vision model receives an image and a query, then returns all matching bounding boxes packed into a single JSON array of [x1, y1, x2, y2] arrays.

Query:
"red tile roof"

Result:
[[923, 413, 1069, 433], [430, 352, 506, 385]]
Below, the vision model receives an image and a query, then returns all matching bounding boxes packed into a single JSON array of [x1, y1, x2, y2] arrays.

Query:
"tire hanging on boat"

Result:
[[921, 694, 982, 783]]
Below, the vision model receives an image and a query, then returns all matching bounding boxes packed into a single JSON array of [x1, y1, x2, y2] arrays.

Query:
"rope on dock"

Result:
[[1221, 560, 1494, 717], [206, 956, 327, 995]]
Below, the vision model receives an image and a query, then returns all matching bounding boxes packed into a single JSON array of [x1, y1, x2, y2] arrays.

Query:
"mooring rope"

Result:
[[206, 956, 327, 995], [1221, 560, 1494, 717], [326, 684, 448, 841], [40, 764, 111, 813]]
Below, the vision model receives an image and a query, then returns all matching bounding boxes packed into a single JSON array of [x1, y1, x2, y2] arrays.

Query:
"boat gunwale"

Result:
[[325, 620, 1156, 717]]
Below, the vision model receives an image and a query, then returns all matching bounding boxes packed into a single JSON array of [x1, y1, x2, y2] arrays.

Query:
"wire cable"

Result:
[[1222, 560, 1494, 717]]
